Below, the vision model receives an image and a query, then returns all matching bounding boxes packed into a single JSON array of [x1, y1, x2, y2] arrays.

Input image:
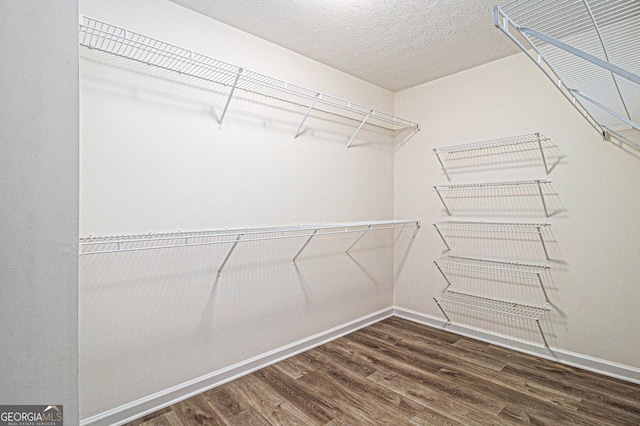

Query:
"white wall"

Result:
[[79, 0, 405, 420], [394, 53, 640, 369], [0, 1, 79, 424]]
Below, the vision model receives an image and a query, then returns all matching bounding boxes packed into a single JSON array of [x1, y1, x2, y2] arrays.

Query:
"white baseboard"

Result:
[[393, 306, 640, 385], [80, 307, 394, 426], [82, 306, 640, 425]]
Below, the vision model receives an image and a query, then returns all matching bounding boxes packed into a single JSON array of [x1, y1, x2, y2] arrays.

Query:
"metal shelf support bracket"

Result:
[[218, 67, 243, 128], [217, 233, 243, 276], [346, 110, 373, 149], [345, 225, 373, 254], [293, 93, 320, 140], [292, 229, 318, 263]]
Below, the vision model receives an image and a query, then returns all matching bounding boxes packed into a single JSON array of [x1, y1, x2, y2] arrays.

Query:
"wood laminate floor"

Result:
[[126, 317, 640, 425]]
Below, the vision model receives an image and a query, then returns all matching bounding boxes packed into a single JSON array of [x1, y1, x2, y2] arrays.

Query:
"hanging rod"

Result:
[[433, 289, 551, 348], [433, 220, 551, 260], [79, 219, 420, 273], [433, 179, 552, 217], [78, 15, 419, 145], [433, 255, 551, 303], [494, 2, 640, 149], [433, 133, 553, 180]]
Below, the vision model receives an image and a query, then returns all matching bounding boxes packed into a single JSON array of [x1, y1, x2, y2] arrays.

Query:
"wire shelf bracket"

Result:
[[493, 2, 640, 149], [433, 179, 551, 217], [433, 133, 552, 181], [79, 15, 419, 147], [433, 290, 551, 348]]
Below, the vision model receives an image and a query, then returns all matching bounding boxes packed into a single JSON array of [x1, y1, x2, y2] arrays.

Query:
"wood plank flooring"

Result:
[[126, 317, 640, 425]]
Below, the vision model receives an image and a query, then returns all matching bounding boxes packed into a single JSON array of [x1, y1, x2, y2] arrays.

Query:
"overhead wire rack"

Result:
[[494, 1, 640, 149], [79, 15, 419, 147]]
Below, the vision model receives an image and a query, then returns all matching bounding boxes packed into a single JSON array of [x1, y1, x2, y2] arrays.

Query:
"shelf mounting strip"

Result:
[[79, 15, 419, 147], [494, 1, 640, 149], [79, 220, 420, 276]]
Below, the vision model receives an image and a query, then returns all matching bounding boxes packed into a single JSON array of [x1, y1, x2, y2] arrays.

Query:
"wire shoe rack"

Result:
[[79, 15, 419, 147]]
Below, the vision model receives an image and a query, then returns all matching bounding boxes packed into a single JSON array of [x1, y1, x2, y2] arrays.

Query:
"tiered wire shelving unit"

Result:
[[80, 220, 420, 276], [79, 15, 419, 147], [494, 1, 640, 149], [431, 133, 558, 348]]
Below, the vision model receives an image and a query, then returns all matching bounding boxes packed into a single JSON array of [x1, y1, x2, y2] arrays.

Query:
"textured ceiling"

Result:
[[169, 0, 520, 92]]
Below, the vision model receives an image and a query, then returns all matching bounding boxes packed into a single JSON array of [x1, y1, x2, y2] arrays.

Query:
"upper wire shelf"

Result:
[[433, 179, 552, 217], [433, 133, 554, 180], [78, 15, 419, 147], [494, 2, 640, 149], [80, 219, 420, 275]]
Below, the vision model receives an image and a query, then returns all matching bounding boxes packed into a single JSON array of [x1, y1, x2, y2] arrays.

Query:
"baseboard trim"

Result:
[[393, 306, 640, 385], [80, 307, 394, 426], [82, 305, 640, 425]]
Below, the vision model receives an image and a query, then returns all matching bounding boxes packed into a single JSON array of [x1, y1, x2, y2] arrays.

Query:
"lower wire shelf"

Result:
[[433, 290, 551, 348]]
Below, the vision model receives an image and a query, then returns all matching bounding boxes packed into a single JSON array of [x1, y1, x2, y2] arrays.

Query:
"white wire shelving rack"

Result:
[[433, 133, 553, 181], [79, 15, 419, 147], [433, 220, 551, 260], [494, 1, 640, 149], [433, 179, 552, 217], [79, 219, 420, 275], [433, 255, 551, 303], [433, 289, 551, 348]]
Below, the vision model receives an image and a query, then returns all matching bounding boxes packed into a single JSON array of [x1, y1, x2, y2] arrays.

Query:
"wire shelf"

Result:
[[79, 220, 420, 274], [432, 133, 553, 180], [433, 289, 550, 347], [433, 220, 549, 233], [433, 255, 551, 303], [79, 15, 418, 144], [433, 133, 551, 154], [433, 220, 551, 260], [494, 2, 640, 149], [433, 179, 552, 217], [434, 255, 550, 276]]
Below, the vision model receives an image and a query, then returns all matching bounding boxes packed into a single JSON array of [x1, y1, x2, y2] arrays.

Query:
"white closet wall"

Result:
[[394, 53, 640, 370], [0, 2, 79, 424], [79, 0, 404, 420]]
